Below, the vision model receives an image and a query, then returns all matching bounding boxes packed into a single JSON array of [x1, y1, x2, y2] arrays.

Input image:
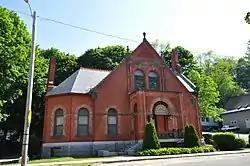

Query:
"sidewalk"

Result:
[[4, 149, 250, 166]]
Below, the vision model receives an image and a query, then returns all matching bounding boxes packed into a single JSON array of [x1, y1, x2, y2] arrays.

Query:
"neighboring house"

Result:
[[221, 94, 250, 134], [200, 117, 219, 131], [42, 33, 201, 157]]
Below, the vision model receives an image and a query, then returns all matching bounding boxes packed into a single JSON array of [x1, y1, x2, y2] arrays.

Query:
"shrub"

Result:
[[212, 132, 236, 151], [212, 132, 246, 151], [249, 133, 250, 145], [184, 124, 201, 148], [142, 121, 160, 150], [136, 147, 216, 156], [235, 138, 247, 149]]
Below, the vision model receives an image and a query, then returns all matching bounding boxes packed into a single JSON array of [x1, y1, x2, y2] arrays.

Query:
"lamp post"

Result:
[[20, 0, 37, 165]]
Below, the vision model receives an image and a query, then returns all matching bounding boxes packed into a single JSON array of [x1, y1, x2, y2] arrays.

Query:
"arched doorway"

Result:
[[153, 101, 171, 133]]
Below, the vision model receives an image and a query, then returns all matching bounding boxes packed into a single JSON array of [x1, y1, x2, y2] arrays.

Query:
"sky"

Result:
[[1, 0, 250, 58]]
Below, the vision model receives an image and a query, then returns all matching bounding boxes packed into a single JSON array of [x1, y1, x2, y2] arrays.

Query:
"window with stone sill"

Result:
[[54, 108, 64, 136], [148, 71, 159, 90], [107, 108, 118, 136], [77, 108, 89, 136], [134, 70, 145, 90]]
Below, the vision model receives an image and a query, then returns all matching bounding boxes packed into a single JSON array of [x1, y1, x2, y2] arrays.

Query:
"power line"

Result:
[[3, 6, 245, 58]]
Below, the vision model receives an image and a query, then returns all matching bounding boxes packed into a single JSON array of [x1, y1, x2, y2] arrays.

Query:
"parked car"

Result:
[[221, 125, 239, 132]]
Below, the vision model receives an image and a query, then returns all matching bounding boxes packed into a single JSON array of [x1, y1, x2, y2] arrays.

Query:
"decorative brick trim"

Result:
[[50, 105, 67, 137], [149, 97, 176, 115], [74, 104, 93, 136]]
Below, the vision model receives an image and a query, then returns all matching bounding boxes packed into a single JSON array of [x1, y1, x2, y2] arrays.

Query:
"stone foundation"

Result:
[[42, 140, 140, 158]]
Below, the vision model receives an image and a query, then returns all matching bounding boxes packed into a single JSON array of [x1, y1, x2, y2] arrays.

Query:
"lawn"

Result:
[[29, 156, 106, 164]]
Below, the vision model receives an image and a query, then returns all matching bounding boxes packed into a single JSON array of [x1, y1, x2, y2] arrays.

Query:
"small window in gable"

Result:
[[134, 70, 145, 90], [54, 108, 64, 136], [148, 71, 159, 90]]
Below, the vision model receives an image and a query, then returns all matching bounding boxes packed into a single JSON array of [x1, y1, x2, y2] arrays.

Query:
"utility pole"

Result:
[[20, 10, 37, 166]]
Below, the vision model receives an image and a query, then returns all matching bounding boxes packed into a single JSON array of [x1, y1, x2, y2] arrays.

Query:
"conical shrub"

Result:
[[184, 124, 201, 148], [142, 121, 161, 150]]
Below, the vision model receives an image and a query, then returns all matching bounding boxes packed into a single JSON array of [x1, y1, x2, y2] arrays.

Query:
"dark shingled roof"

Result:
[[46, 68, 110, 96], [46, 67, 196, 96], [224, 94, 250, 110]]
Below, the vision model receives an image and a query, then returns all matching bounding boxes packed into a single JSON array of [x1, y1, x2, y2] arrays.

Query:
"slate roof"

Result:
[[174, 72, 196, 93], [224, 94, 250, 110], [46, 68, 110, 96]]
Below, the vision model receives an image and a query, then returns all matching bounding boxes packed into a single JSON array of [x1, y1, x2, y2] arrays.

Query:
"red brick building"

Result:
[[42, 33, 201, 157]]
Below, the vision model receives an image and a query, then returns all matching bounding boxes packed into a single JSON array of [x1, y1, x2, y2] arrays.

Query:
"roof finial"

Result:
[[143, 32, 146, 40], [126, 46, 129, 54]]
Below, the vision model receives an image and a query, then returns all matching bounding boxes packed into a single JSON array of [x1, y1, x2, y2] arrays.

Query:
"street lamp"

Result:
[[20, 0, 37, 166]]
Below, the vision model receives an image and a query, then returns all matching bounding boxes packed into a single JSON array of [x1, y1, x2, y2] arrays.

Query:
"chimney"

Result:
[[46, 57, 56, 92], [171, 50, 179, 72]]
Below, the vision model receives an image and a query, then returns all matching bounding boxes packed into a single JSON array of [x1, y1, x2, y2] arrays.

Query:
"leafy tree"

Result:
[[143, 121, 160, 150], [245, 12, 250, 24], [77, 45, 129, 70], [195, 52, 244, 108], [39, 47, 78, 85], [235, 54, 250, 92], [188, 70, 224, 120], [184, 124, 201, 148], [162, 46, 199, 75], [0, 6, 31, 121], [0, 7, 48, 142]]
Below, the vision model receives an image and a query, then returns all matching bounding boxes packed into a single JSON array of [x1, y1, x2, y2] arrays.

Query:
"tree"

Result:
[[188, 70, 224, 120], [245, 12, 250, 24], [39, 47, 78, 85], [235, 54, 250, 92], [184, 124, 201, 148], [0, 7, 49, 142], [195, 52, 244, 108], [142, 121, 160, 150], [162, 46, 199, 75], [0, 6, 31, 121], [77, 45, 129, 71]]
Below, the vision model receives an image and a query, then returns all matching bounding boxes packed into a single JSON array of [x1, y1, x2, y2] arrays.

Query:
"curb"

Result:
[[91, 150, 250, 165]]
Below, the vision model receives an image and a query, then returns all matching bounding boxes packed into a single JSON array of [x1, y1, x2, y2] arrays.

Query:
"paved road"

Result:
[[97, 153, 250, 166]]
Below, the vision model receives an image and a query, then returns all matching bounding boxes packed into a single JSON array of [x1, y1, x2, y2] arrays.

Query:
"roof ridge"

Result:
[[80, 67, 111, 72], [70, 69, 81, 92]]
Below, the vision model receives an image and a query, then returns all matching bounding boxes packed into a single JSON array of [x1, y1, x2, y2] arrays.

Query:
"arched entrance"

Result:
[[152, 101, 171, 133]]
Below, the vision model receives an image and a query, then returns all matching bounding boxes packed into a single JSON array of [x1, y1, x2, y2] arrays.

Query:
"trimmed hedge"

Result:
[[137, 147, 216, 156], [184, 124, 201, 148], [213, 132, 247, 151], [142, 121, 161, 150]]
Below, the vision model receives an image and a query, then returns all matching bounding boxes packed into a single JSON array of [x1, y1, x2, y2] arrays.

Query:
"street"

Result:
[[97, 153, 250, 166]]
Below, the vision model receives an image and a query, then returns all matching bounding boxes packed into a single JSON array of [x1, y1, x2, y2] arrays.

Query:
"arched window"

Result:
[[148, 71, 159, 90], [134, 70, 145, 90], [77, 108, 89, 136], [107, 108, 118, 136], [54, 108, 64, 136]]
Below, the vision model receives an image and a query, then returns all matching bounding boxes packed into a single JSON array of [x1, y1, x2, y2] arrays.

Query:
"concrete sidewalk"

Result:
[[3, 150, 250, 166]]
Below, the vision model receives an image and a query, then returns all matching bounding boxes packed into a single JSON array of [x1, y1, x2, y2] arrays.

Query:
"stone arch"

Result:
[[149, 97, 176, 115]]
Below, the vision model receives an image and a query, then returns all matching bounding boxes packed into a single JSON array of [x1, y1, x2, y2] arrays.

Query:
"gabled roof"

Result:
[[46, 34, 197, 96], [224, 94, 250, 110], [46, 68, 110, 96]]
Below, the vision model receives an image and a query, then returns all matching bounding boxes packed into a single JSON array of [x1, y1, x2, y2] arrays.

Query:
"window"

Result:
[[134, 70, 145, 90], [54, 108, 64, 136], [77, 108, 89, 136], [107, 108, 118, 136], [148, 71, 159, 90]]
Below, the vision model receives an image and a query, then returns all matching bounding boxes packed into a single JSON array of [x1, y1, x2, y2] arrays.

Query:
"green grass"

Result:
[[29, 157, 106, 164]]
